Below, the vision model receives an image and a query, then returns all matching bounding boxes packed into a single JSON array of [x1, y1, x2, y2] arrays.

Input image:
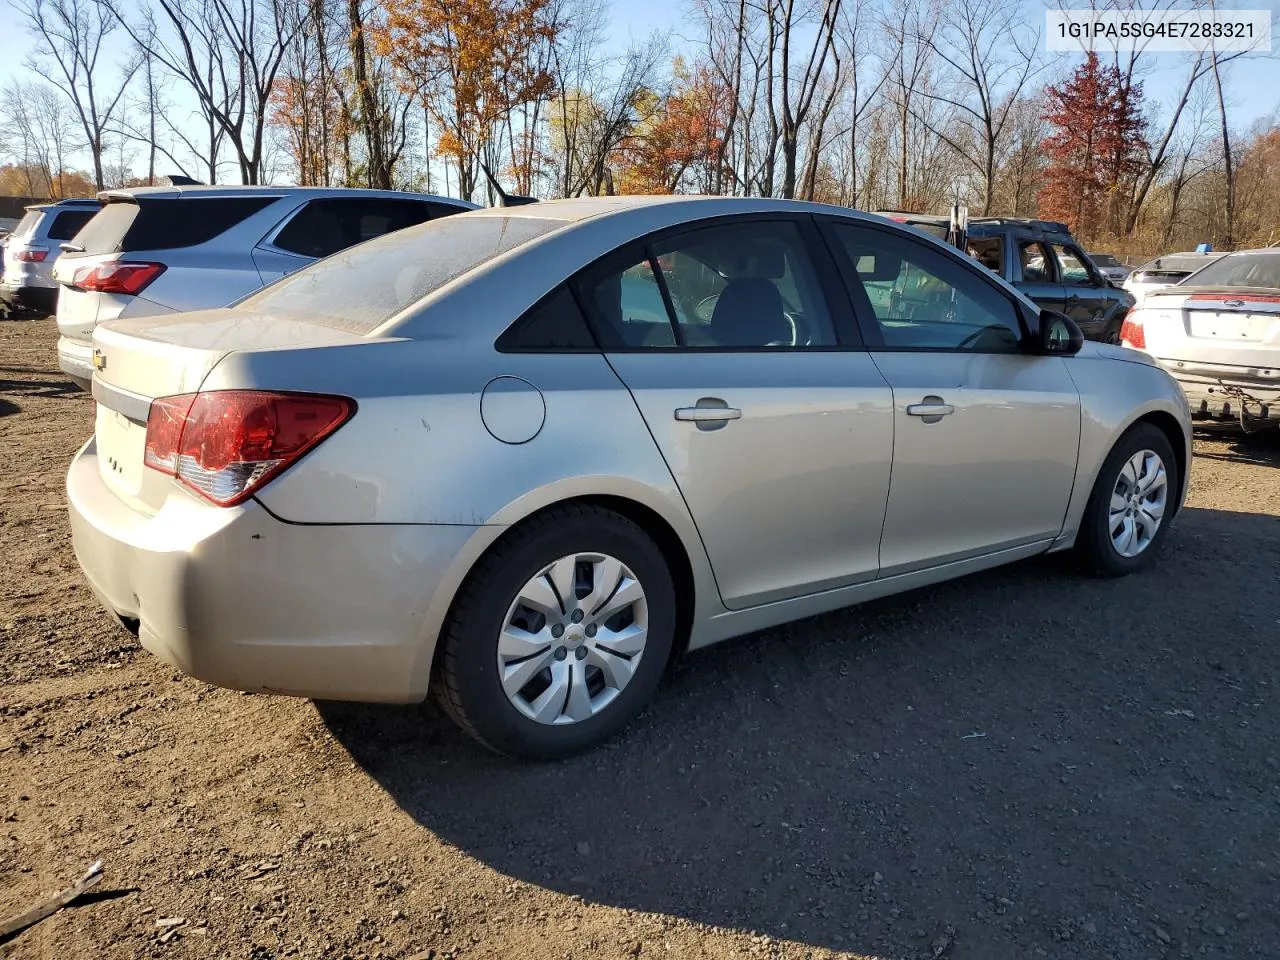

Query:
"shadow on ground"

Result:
[[1192, 427, 1280, 468], [320, 507, 1280, 958], [0, 376, 82, 401]]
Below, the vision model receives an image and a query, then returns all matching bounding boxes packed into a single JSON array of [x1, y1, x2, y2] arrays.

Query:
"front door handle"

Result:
[[906, 396, 954, 423], [675, 405, 742, 422], [675, 399, 742, 430], [1067, 293, 1081, 302]]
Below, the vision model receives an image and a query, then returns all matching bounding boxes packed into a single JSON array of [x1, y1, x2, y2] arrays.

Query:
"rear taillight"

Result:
[[14, 247, 48, 262], [72, 261, 166, 295], [1119, 316, 1146, 350], [144, 390, 355, 506]]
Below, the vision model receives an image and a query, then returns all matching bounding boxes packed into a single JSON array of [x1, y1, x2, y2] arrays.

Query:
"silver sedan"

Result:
[[67, 197, 1192, 759]]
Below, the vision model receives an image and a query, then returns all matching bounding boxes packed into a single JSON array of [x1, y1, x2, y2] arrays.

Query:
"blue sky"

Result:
[[2, 0, 1277, 180]]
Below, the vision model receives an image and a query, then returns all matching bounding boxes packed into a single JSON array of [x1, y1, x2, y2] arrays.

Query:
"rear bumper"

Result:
[[1157, 362, 1280, 425], [67, 437, 484, 703], [57, 336, 94, 390]]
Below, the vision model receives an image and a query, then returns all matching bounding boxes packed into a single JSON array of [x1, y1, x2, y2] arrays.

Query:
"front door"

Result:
[[1050, 241, 1113, 340], [575, 217, 895, 609], [824, 219, 1082, 576]]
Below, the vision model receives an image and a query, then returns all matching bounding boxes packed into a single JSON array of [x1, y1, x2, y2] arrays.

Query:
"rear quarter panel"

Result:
[[1054, 351, 1192, 549], [206, 337, 723, 669]]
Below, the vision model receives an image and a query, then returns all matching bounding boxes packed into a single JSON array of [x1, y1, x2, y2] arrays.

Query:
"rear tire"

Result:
[[436, 504, 676, 760], [1076, 423, 1178, 577]]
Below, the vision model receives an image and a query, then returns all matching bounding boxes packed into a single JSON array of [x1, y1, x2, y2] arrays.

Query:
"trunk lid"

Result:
[[91, 308, 370, 513], [1139, 287, 1280, 373]]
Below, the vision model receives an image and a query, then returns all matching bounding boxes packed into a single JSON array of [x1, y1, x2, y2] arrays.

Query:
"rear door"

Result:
[[252, 196, 435, 283], [574, 215, 895, 610], [822, 218, 1081, 576]]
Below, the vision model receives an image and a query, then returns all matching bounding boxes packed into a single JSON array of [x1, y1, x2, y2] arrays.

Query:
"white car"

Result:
[[1120, 248, 1280, 429], [52, 185, 477, 389], [1, 199, 101, 314], [1123, 252, 1225, 309]]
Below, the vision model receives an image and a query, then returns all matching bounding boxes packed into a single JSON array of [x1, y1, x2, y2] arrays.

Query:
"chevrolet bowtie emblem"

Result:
[[92, 349, 106, 372]]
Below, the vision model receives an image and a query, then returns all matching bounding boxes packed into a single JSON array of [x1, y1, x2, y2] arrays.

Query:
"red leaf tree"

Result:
[[1038, 53, 1147, 238]]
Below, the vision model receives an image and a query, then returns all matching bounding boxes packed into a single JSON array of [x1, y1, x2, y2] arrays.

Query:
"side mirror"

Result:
[[1038, 309, 1084, 355]]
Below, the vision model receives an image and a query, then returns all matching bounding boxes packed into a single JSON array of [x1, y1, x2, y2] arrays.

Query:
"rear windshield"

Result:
[[239, 214, 567, 334], [47, 208, 98, 241], [1090, 254, 1121, 267], [67, 196, 278, 256], [1182, 253, 1280, 290], [11, 211, 40, 238]]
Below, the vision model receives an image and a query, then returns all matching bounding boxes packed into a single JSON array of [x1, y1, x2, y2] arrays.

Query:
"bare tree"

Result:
[[106, 0, 306, 184], [916, 0, 1040, 213], [2, 79, 80, 197], [1209, 51, 1235, 247], [550, 34, 667, 197], [17, 0, 138, 189], [772, 0, 842, 199]]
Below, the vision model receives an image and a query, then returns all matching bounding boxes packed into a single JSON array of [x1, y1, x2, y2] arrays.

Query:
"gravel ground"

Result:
[[2, 317, 1278, 960]]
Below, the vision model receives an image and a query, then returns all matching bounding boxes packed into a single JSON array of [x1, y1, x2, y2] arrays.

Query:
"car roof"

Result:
[[459, 194, 889, 225], [26, 198, 102, 212], [97, 184, 479, 208], [1134, 252, 1226, 271]]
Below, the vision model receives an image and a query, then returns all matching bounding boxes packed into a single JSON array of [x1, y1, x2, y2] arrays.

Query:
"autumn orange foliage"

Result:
[[613, 58, 731, 195], [372, 0, 557, 196]]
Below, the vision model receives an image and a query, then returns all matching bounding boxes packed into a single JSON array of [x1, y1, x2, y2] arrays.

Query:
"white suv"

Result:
[[2, 199, 101, 314], [53, 186, 478, 389]]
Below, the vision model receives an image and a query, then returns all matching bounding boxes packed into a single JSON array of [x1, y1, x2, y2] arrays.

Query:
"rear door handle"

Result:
[[906, 396, 954, 422]]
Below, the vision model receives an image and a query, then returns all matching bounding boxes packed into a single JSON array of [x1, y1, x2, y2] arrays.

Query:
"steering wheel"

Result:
[[695, 295, 719, 323]]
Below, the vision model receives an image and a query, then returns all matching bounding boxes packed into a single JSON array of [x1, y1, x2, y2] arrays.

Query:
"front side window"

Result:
[[581, 219, 837, 350], [1019, 240, 1053, 283], [833, 223, 1023, 352], [1052, 243, 1092, 285]]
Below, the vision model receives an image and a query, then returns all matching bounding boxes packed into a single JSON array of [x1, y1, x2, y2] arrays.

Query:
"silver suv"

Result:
[[2, 199, 102, 314], [53, 186, 478, 389]]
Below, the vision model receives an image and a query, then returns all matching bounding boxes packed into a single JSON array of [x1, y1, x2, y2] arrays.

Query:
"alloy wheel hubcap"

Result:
[[1108, 449, 1168, 558], [497, 553, 649, 725]]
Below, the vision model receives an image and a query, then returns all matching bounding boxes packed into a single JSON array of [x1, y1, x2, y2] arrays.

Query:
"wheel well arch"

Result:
[[1132, 410, 1188, 516], [430, 494, 698, 683]]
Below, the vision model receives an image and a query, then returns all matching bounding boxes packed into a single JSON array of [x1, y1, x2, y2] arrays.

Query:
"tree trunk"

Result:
[[349, 0, 388, 188], [1210, 54, 1234, 248]]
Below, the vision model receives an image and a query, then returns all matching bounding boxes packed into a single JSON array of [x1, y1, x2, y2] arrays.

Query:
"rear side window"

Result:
[[68, 196, 278, 256], [496, 285, 597, 351], [272, 198, 434, 259], [47, 209, 98, 241], [239, 214, 566, 334]]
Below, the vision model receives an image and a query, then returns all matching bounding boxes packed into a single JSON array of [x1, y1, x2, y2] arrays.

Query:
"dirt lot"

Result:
[[2, 317, 1278, 960]]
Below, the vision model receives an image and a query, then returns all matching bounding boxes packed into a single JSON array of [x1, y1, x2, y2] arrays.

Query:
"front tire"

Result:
[[436, 505, 676, 759], [1076, 423, 1178, 577]]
